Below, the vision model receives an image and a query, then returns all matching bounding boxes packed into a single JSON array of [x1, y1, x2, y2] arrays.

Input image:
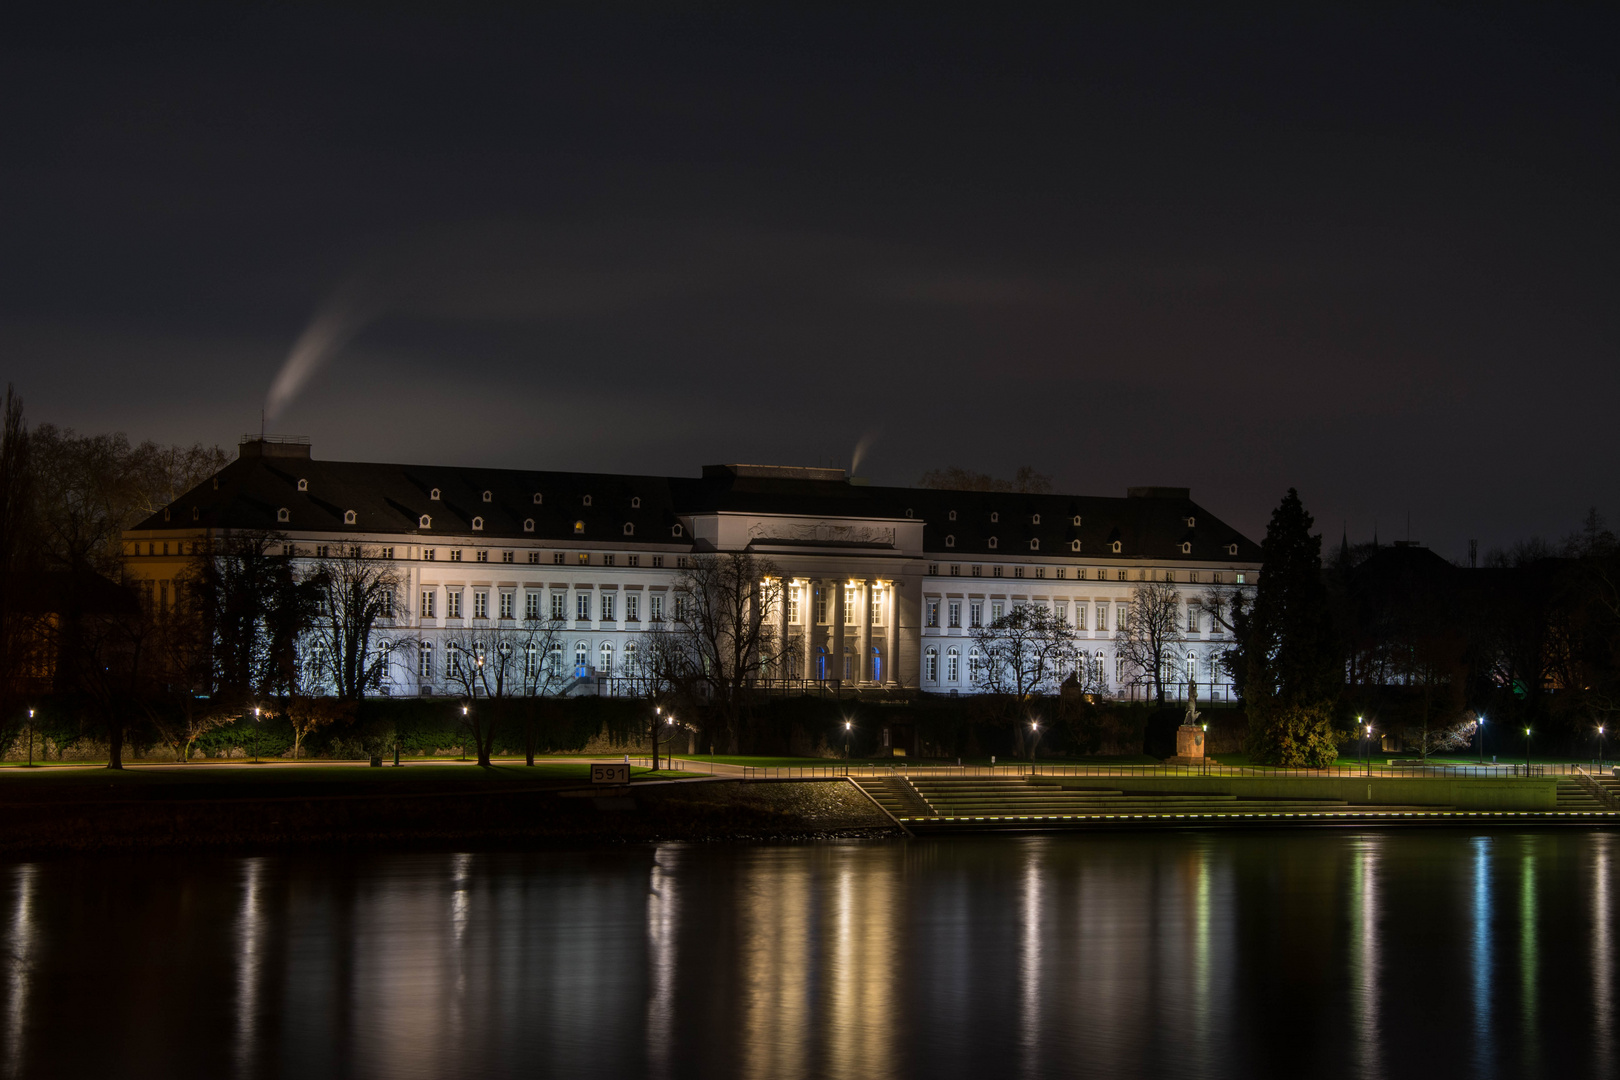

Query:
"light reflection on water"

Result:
[[0, 831, 1617, 1080]]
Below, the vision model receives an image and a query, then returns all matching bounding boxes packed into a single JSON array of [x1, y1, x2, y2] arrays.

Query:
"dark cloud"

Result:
[[2, 3, 1616, 553]]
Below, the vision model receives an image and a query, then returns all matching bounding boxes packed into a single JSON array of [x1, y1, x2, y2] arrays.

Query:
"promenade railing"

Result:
[[700, 760, 1571, 780]]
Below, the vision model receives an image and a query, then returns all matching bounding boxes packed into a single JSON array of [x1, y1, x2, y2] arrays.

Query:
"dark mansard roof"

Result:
[[130, 440, 1262, 563]]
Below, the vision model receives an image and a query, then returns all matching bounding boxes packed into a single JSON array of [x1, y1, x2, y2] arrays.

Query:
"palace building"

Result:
[[123, 437, 1262, 699]]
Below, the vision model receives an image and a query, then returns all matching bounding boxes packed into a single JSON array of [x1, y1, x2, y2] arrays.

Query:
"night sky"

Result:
[[4, 4, 1615, 556]]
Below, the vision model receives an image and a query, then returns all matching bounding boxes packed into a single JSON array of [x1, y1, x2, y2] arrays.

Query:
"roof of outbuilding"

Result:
[[131, 444, 1262, 562]]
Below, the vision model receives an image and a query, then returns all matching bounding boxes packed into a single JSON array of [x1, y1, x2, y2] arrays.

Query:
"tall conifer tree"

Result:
[[1244, 489, 1344, 766]]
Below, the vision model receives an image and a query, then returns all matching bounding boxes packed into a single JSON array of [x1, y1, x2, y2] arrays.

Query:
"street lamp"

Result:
[[1357, 715, 1365, 768], [461, 704, 469, 762], [1524, 726, 1531, 773], [253, 706, 261, 764], [844, 719, 852, 760], [1029, 718, 1041, 762], [1598, 725, 1606, 771], [1477, 714, 1486, 766], [1365, 724, 1374, 776]]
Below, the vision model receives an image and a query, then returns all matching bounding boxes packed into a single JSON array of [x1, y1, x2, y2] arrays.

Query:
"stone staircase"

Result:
[[1557, 778, 1608, 810], [852, 776, 935, 820], [890, 776, 1450, 832]]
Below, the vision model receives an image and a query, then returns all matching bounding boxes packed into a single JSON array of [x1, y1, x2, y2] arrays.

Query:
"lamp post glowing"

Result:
[[1477, 714, 1485, 766], [1029, 718, 1041, 762], [461, 704, 469, 762], [1599, 725, 1606, 770], [26, 708, 34, 767], [844, 719, 852, 761], [253, 706, 261, 764], [1365, 724, 1374, 776], [1358, 715, 1365, 768], [1524, 726, 1531, 773]]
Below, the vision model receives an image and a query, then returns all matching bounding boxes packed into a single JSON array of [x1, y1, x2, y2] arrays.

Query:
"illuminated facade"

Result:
[[123, 438, 1261, 698]]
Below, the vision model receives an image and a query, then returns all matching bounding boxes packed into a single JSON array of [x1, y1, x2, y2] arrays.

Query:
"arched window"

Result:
[[1187, 651, 1197, 679], [988, 537, 998, 549], [1029, 538, 1040, 551], [523, 518, 535, 533], [297, 479, 308, 492], [1111, 540, 1122, 553], [631, 496, 641, 508], [430, 488, 440, 500], [623, 522, 634, 535], [948, 510, 957, 521], [871, 645, 882, 683], [1072, 515, 1082, 526], [816, 646, 828, 682], [482, 490, 492, 503], [990, 512, 999, 523], [969, 647, 983, 683], [277, 508, 290, 523], [946, 646, 960, 683], [1180, 542, 1191, 554], [924, 646, 939, 682], [533, 493, 543, 505], [1031, 513, 1041, 525], [549, 642, 564, 676], [582, 495, 592, 507], [945, 535, 955, 547], [343, 510, 356, 525], [1070, 539, 1081, 552], [844, 646, 855, 681], [672, 524, 683, 537], [472, 516, 484, 531], [600, 641, 614, 675], [419, 514, 432, 528], [574, 520, 585, 534], [623, 640, 638, 674]]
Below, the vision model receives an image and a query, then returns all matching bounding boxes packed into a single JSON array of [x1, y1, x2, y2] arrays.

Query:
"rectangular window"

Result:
[[447, 591, 462, 619], [970, 602, 982, 628], [425, 549, 436, 561], [1115, 603, 1127, 631], [1118, 570, 1128, 581], [476, 550, 488, 563], [650, 594, 664, 621], [993, 566, 1004, 578], [949, 565, 960, 576], [871, 593, 882, 625], [927, 564, 939, 576], [925, 600, 940, 628], [844, 586, 858, 623], [991, 601, 1004, 622], [815, 589, 827, 624], [551, 593, 566, 620], [418, 642, 433, 678], [1054, 602, 1067, 624], [526, 593, 539, 619], [421, 590, 436, 618], [1236, 573, 1246, 585], [500, 592, 514, 619], [602, 593, 616, 621], [1055, 567, 1065, 579], [1075, 604, 1086, 630], [382, 590, 394, 618], [652, 556, 664, 568], [603, 554, 615, 567], [450, 550, 462, 562], [788, 588, 800, 624], [627, 593, 639, 621], [578, 553, 589, 565], [502, 551, 513, 564], [553, 552, 566, 565], [676, 557, 688, 568], [1014, 566, 1025, 579], [674, 595, 690, 620], [948, 601, 961, 628], [528, 552, 540, 564], [380, 547, 394, 560], [627, 554, 640, 567], [474, 591, 488, 619], [1187, 606, 1200, 633], [576, 592, 590, 620]]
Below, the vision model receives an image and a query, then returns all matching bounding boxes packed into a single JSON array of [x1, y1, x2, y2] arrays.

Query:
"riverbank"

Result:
[[0, 765, 902, 855]]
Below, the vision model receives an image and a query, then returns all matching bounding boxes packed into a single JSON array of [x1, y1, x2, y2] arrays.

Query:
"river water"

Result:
[[1, 830, 1616, 1079]]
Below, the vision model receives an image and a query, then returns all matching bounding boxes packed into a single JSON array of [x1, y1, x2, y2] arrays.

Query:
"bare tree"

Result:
[[303, 545, 409, 700], [441, 615, 569, 766], [645, 552, 785, 754], [287, 694, 355, 761], [1114, 579, 1184, 705], [969, 603, 1080, 756]]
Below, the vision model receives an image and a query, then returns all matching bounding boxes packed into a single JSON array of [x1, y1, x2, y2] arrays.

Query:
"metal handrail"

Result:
[[709, 760, 1560, 780]]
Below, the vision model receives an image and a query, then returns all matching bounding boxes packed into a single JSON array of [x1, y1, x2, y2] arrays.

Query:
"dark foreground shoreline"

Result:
[[0, 775, 904, 856]]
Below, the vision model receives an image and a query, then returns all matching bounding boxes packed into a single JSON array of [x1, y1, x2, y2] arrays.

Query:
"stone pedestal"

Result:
[[1166, 724, 1206, 765]]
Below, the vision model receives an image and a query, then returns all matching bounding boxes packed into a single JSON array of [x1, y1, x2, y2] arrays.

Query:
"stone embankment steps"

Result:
[[852, 777, 934, 818], [892, 776, 1449, 831], [1556, 779, 1606, 810]]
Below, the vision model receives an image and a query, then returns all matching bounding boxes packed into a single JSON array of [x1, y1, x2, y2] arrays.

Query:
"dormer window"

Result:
[[533, 493, 543, 505], [277, 508, 290, 523], [623, 522, 634, 536], [164, 508, 171, 521], [906, 508, 914, 518], [523, 518, 535, 533], [1227, 543, 1239, 556], [945, 535, 955, 548], [297, 479, 308, 492], [1031, 514, 1041, 525], [1070, 539, 1081, 552], [990, 512, 999, 523], [1181, 542, 1192, 554], [344, 510, 357, 525], [472, 516, 484, 531], [672, 524, 683, 538], [1029, 539, 1040, 551], [430, 488, 441, 501], [948, 510, 957, 521], [1072, 515, 1082, 526], [191, 506, 200, 521], [574, 520, 585, 534], [988, 537, 998, 549], [1186, 517, 1196, 528], [1111, 540, 1122, 554], [582, 495, 592, 507], [419, 514, 432, 528], [482, 491, 492, 503], [631, 496, 641, 509]]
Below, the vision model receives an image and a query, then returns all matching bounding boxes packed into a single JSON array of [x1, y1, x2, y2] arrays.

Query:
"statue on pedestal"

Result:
[[1169, 677, 1206, 764]]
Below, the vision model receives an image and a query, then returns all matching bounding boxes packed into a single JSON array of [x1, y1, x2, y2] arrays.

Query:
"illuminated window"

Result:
[[418, 642, 433, 678], [946, 647, 960, 682], [926, 600, 939, 628], [924, 647, 938, 682]]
